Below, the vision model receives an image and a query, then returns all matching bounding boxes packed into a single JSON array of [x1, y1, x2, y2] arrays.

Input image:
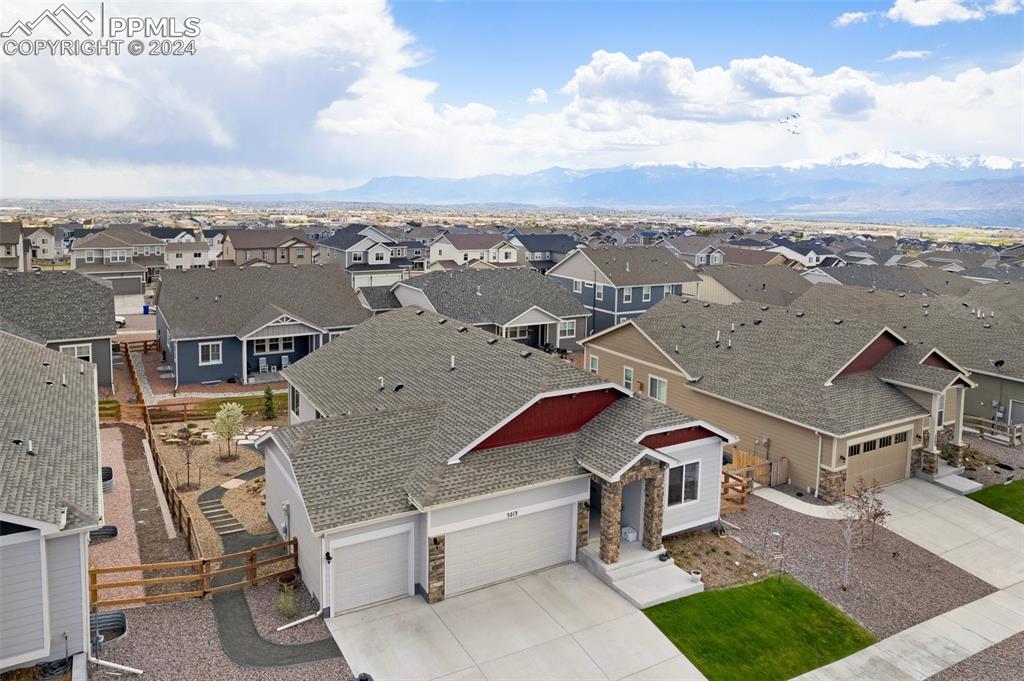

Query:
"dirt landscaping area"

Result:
[[730, 496, 996, 639], [90, 598, 350, 681], [140, 350, 286, 397], [98, 355, 138, 401], [957, 434, 1024, 489], [223, 477, 275, 535], [663, 530, 774, 590], [244, 581, 323, 645]]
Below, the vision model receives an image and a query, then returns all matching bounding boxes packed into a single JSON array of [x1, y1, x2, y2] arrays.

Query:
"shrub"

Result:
[[262, 386, 275, 420], [275, 584, 298, 619]]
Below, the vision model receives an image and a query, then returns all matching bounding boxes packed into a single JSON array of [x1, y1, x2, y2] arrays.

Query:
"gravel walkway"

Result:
[[132, 351, 286, 405], [89, 427, 145, 606], [928, 631, 1024, 681], [91, 599, 350, 681], [960, 434, 1024, 488], [731, 496, 996, 638]]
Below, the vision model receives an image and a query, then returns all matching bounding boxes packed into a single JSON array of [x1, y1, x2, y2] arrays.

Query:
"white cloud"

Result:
[[833, 11, 873, 26], [987, 0, 1022, 14], [527, 88, 548, 104], [884, 50, 933, 60], [886, 0, 986, 26]]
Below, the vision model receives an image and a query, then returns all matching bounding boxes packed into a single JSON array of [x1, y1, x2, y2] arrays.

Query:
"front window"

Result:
[[623, 288, 633, 303], [595, 284, 604, 301], [290, 386, 301, 415], [261, 250, 270, 261], [589, 355, 599, 373], [60, 343, 91, 362], [253, 337, 294, 354], [503, 250, 512, 260], [375, 251, 385, 262], [664, 284, 672, 296], [937, 393, 946, 423], [649, 375, 667, 403], [667, 461, 700, 505], [623, 366, 634, 391], [573, 279, 582, 293], [558, 320, 576, 338], [198, 341, 222, 365], [110, 250, 127, 263], [507, 326, 529, 340], [352, 252, 364, 262], [175, 253, 183, 259], [642, 285, 652, 302], [280, 249, 288, 260]]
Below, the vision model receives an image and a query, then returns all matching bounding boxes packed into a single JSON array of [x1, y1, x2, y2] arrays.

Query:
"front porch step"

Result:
[[614, 565, 704, 609], [931, 473, 983, 495]]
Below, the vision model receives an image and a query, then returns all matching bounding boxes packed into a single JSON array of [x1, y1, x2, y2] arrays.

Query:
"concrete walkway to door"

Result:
[[327, 563, 705, 681]]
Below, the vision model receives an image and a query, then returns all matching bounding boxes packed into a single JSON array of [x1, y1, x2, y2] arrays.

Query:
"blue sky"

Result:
[[1, 0, 1021, 197]]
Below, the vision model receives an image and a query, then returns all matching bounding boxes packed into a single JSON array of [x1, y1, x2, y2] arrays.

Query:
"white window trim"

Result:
[[198, 341, 223, 366], [595, 284, 604, 301], [666, 459, 701, 506], [60, 343, 92, 362], [507, 326, 529, 340], [664, 284, 672, 296], [623, 288, 633, 303], [642, 285, 652, 302], [253, 337, 294, 355], [558, 319, 576, 339], [623, 366, 634, 391], [589, 354, 599, 374], [648, 374, 668, 403], [572, 279, 582, 293]]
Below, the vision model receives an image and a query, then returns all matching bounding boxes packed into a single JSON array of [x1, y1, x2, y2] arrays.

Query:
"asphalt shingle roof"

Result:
[[0, 332, 100, 528], [440, 233, 508, 250], [699, 264, 811, 306], [398, 268, 587, 326], [514, 234, 578, 253], [0, 272, 116, 342], [155, 265, 370, 339], [577, 246, 701, 286], [225, 229, 314, 249]]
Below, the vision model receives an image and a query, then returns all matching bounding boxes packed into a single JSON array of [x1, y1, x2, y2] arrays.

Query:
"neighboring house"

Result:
[[389, 268, 590, 350], [163, 242, 214, 270], [724, 237, 774, 250], [0, 331, 102, 674], [49, 222, 82, 260], [802, 264, 980, 297], [70, 228, 167, 293], [0, 272, 117, 387], [661, 236, 725, 267], [0, 221, 28, 272], [696, 264, 812, 307], [797, 285, 1024, 426], [428, 233, 521, 269], [24, 228, 58, 261], [581, 297, 975, 502], [255, 307, 736, 615], [317, 224, 417, 288], [509, 234, 578, 273], [155, 265, 370, 387], [959, 266, 1024, 285], [718, 246, 787, 266], [221, 229, 315, 267], [546, 246, 701, 332], [768, 240, 831, 268], [146, 227, 197, 243]]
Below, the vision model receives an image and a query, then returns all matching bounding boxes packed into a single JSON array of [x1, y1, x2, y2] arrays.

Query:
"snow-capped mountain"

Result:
[[782, 151, 1024, 171]]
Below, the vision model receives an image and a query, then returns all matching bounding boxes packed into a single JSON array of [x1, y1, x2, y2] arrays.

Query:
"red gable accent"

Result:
[[921, 350, 958, 372], [836, 331, 901, 379], [473, 390, 619, 451], [640, 426, 719, 450]]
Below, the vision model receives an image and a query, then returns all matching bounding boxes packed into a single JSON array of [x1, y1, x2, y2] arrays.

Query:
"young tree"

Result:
[[835, 477, 890, 589], [262, 386, 276, 420], [835, 495, 860, 591], [168, 425, 205, 490], [213, 402, 245, 460]]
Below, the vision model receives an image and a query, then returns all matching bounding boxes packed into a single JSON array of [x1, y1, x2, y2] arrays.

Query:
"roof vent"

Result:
[[26, 440, 34, 456], [520, 350, 532, 358], [760, 305, 769, 311], [681, 298, 688, 304], [378, 376, 385, 390], [983, 323, 992, 329], [992, 359, 1005, 368], [674, 344, 679, 353], [726, 339, 732, 350], [457, 325, 468, 333], [702, 302, 710, 308], [476, 286, 482, 296], [486, 337, 498, 345], [61, 373, 66, 387], [922, 303, 930, 308], [12, 438, 23, 445], [753, 319, 762, 325], [832, 318, 843, 325], [898, 292, 906, 297], [42, 361, 50, 367], [415, 309, 424, 315], [794, 310, 804, 317], [393, 383, 404, 392], [437, 318, 447, 325]]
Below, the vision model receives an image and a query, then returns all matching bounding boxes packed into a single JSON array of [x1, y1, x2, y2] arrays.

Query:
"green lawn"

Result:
[[968, 480, 1024, 523], [644, 575, 876, 681]]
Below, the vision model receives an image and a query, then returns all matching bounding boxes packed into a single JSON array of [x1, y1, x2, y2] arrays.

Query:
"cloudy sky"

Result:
[[0, 0, 1021, 197]]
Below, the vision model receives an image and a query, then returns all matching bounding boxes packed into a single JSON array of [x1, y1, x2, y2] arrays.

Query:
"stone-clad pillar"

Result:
[[599, 482, 622, 564], [427, 535, 445, 604], [642, 466, 666, 551], [576, 502, 589, 549]]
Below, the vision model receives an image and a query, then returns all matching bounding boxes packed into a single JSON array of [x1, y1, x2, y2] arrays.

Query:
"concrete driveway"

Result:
[[878, 477, 1024, 589], [327, 563, 705, 681], [114, 294, 146, 316]]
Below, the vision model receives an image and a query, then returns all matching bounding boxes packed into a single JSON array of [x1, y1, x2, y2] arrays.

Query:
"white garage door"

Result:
[[332, 529, 412, 614], [445, 504, 574, 596]]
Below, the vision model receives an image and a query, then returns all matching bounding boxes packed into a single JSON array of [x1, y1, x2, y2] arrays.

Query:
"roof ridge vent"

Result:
[[832, 318, 843, 325], [486, 337, 498, 345], [520, 349, 532, 358]]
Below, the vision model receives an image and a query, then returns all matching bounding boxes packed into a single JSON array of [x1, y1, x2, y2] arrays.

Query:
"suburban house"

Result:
[[0, 272, 117, 387], [316, 224, 418, 288], [70, 228, 167, 293], [255, 307, 736, 616], [0, 331, 102, 675], [386, 268, 590, 350], [508, 234, 579, 273], [696, 264, 812, 307], [427, 233, 521, 270], [163, 242, 214, 270], [145, 227, 197, 243], [718, 246, 787, 266], [24, 228, 58, 261], [546, 246, 702, 332], [1, 221, 28, 272], [580, 296, 976, 502], [797, 285, 1024, 427], [220, 229, 316, 267], [767, 240, 831, 269], [660, 236, 725, 267], [155, 265, 370, 387]]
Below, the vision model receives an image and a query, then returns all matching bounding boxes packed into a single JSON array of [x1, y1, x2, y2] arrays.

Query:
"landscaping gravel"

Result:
[[92, 599, 350, 681], [730, 496, 996, 639], [244, 581, 326, 646], [223, 479, 275, 535], [928, 631, 1024, 681], [960, 434, 1024, 489]]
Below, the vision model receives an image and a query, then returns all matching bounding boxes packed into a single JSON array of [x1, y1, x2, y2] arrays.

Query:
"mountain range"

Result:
[[310, 152, 1023, 228]]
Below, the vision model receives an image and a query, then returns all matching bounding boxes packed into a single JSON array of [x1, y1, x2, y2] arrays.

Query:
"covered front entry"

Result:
[[444, 504, 575, 596], [590, 460, 666, 564], [846, 429, 912, 492]]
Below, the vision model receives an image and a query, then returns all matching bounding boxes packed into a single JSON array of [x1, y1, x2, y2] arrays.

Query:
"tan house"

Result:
[[221, 229, 315, 267], [580, 297, 975, 501]]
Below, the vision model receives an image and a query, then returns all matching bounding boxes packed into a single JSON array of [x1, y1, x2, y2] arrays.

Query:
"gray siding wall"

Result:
[[661, 439, 724, 535], [44, 533, 86, 662], [45, 338, 112, 388], [0, 532, 46, 671], [428, 477, 589, 536], [175, 337, 244, 384]]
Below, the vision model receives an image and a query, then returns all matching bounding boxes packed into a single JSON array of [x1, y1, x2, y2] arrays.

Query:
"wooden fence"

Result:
[[118, 339, 159, 355], [89, 538, 298, 611], [965, 415, 1024, 447], [147, 394, 287, 424], [144, 409, 202, 558], [721, 449, 790, 511]]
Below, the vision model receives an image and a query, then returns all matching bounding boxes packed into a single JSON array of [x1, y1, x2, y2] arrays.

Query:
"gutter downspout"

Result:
[[813, 431, 822, 498]]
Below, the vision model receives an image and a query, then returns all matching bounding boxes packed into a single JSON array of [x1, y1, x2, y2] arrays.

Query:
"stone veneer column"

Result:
[[817, 467, 847, 503], [576, 502, 589, 549], [599, 482, 622, 564], [641, 467, 666, 551], [427, 535, 445, 604]]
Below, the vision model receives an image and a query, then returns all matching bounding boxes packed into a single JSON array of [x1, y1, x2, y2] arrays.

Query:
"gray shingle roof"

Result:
[[225, 229, 314, 249], [0, 332, 100, 528], [514, 234, 579, 253], [0, 221, 22, 245], [398, 268, 587, 326], [577, 246, 701, 286], [155, 265, 370, 339], [440, 233, 507, 250], [700, 264, 811, 306], [0, 272, 116, 342], [358, 285, 401, 312], [664, 236, 719, 255]]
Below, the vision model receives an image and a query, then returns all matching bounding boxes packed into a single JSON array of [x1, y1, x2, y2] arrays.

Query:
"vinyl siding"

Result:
[[0, 532, 46, 670], [662, 439, 723, 535], [966, 373, 1024, 421], [44, 534, 86, 662], [46, 338, 112, 387], [695, 274, 742, 305], [428, 477, 589, 536]]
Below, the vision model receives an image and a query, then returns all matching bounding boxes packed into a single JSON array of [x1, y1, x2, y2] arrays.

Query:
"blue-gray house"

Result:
[[155, 265, 371, 388], [546, 246, 701, 333]]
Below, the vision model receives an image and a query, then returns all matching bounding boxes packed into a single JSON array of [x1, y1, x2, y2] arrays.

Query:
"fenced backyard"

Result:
[[721, 448, 789, 511], [964, 415, 1024, 447]]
